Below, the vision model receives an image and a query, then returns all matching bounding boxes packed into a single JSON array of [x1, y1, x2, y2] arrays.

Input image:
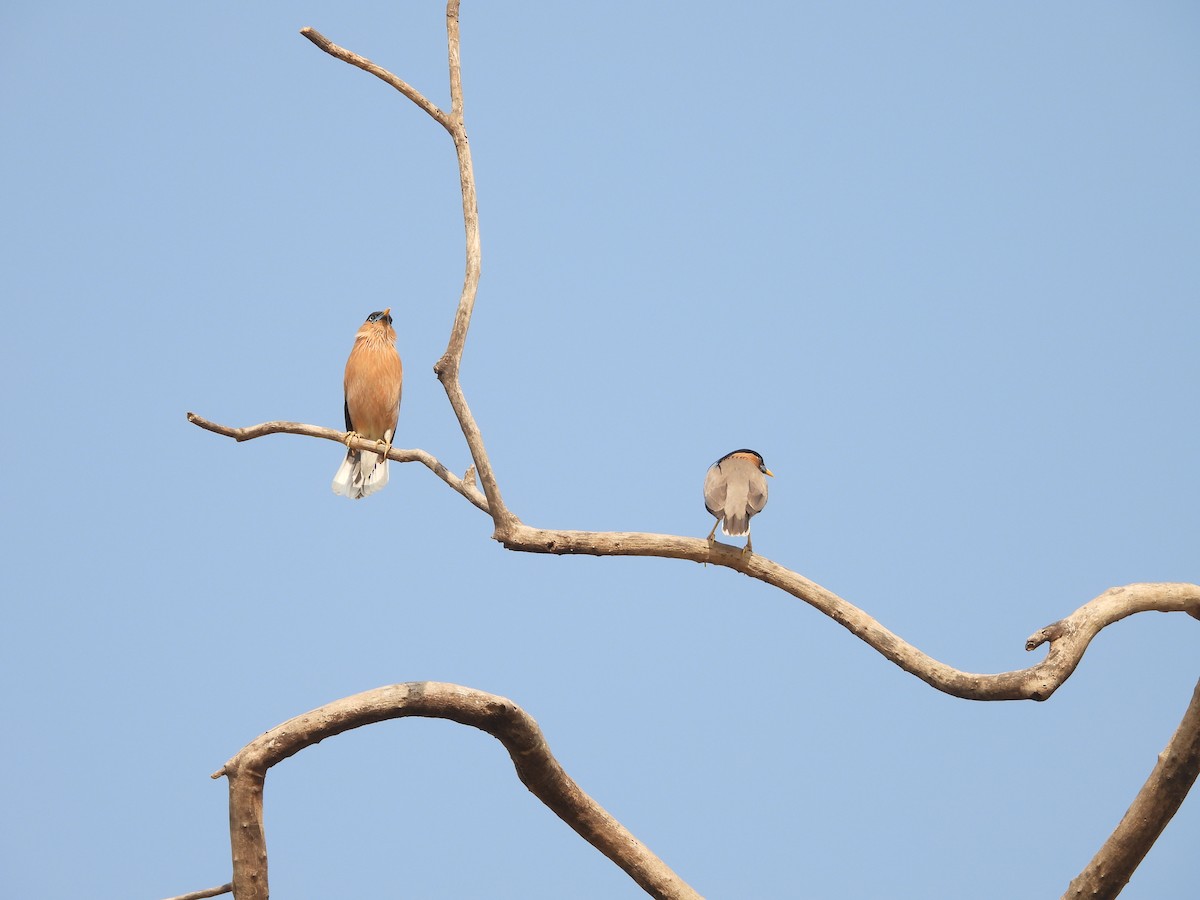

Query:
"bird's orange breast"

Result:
[[344, 328, 403, 440]]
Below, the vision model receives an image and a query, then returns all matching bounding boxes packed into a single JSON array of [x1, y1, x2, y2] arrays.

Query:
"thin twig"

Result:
[[159, 884, 232, 900], [298, 27, 450, 131], [1064, 678, 1200, 899], [186, 412, 488, 512], [213, 683, 703, 900]]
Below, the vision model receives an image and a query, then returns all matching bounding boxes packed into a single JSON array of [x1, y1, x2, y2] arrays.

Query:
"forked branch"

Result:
[[185, 412, 487, 512]]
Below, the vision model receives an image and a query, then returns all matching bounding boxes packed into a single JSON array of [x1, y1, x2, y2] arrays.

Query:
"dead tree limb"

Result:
[[209, 683, 701, 900], [160, 885, 232, 900], [1063, 677, 1200, 900], [185, 412, 487, 512], [298, 27, 450, 130]]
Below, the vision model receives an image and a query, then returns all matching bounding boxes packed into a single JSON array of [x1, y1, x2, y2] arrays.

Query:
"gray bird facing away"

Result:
[[704, 449, 774, 554]]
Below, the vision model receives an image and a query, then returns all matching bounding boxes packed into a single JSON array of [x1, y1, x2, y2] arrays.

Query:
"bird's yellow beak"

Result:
[[382, 307, 391, 317], [765, 468, 775, 478]]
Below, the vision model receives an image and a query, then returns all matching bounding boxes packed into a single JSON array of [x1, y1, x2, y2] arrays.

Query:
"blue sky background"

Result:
[[2, 2, 1197, 898]]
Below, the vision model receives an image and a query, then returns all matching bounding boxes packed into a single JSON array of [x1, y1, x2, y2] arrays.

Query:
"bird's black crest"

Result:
[[366, 310, 392, 325], [715, 448, 765, 466]]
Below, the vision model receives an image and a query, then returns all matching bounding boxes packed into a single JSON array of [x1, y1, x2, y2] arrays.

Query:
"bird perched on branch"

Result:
[[704, 449, 773, 554], [331, 309, 403, 499]]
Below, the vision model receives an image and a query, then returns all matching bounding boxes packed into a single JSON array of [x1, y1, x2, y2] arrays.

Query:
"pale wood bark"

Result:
[[1063, 678, 1200, 899], [495, 530, 1198, 703], [160, 885, 232, 900], [185, 413, 487, 512]]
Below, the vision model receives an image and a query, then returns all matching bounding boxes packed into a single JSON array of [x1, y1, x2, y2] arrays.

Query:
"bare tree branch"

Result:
[[1064, 678, 1200, 899], [495, 528, 1199, 702], [210, 683, 702, 900], [160, 884, 232, 900], [185, 412, 487, 512], [298, 27, 450, 131]]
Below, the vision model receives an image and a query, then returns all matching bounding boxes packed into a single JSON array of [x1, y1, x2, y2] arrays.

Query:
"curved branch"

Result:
[[160, 885, 232, 900], [211, 683, 702, 900], [186, 412, 488, 512], [1064, 678, 1200, 899], [497, 524, 1199, 702]]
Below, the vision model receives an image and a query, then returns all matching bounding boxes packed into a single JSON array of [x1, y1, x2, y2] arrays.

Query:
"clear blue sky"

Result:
[[2, 2, 1197, 898]]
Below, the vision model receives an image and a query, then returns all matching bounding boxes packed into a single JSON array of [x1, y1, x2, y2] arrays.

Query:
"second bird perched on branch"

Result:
[[332, 309, 404, 499], [704, 449, 773, 555]]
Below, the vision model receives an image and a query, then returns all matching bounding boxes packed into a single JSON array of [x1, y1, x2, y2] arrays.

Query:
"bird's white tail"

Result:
[[331, 449, 389, 499], [723, 512, 749, 536]]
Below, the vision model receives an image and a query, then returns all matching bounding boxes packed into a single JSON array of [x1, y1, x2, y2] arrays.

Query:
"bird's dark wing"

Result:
[[344, 398, 354, 433]]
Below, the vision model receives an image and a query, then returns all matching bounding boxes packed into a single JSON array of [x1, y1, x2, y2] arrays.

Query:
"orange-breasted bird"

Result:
[[704, 449, 773, 554], [331, 309, 404, 499]]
